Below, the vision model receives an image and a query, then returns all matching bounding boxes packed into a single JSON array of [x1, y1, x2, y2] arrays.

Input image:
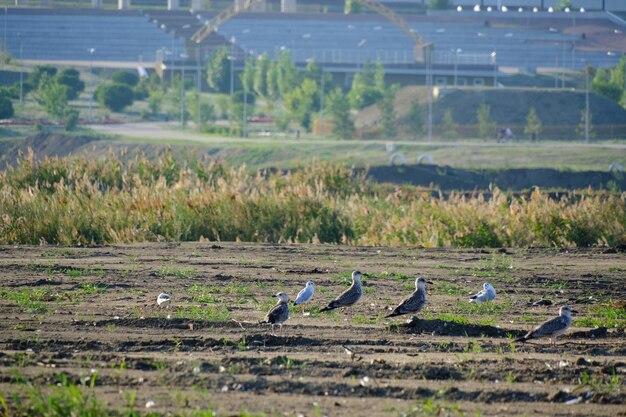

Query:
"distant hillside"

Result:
[[354, 87, 626, 139], [431, 89, 626, 126]]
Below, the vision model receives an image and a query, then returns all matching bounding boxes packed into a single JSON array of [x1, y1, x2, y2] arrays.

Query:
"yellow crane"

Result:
[[191, 0, 432, 63]]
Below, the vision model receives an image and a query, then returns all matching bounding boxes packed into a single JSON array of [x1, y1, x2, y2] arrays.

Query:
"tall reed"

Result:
[[1, 150, 624, 248]]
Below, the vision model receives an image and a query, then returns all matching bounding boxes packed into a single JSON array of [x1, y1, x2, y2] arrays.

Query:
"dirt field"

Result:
[[0, 244, 625, 416]]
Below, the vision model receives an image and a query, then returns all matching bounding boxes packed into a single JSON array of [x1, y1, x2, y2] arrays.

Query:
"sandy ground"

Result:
[[0, 243, 624, 416]]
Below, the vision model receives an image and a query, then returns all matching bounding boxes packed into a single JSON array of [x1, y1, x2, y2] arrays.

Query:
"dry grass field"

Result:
[[1, 243, 624, 416]]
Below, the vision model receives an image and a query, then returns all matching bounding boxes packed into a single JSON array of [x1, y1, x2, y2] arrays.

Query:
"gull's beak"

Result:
[[571, 309, 580, 314], [425, 280, 433, 284]]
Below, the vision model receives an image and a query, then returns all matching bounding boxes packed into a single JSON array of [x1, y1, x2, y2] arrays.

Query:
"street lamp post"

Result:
[[454, 48, 462, 86], [426, 44, 433, 141], [585, 67, 590, 144], [491, 51, 497, 87], [319, 67, 325, 137], [230, 36, 236, 96], [243, 81, 247, 137], [180, 52, 188, 128], [88, 48, 95, 122], [196, 47, 202, 130], [18, 32, 23, 104]]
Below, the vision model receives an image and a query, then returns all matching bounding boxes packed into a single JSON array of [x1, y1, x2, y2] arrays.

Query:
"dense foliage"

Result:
[[1, 153, 625, 248], [95, 83, 134, 112]]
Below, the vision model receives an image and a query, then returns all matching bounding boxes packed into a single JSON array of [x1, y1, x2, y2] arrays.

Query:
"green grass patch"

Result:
[[0, 288, 54, 313], [156, 266, 197, 279], [576, 304, 626, 329], [174, 305, 231, 322], [431, 281, 466, 296]]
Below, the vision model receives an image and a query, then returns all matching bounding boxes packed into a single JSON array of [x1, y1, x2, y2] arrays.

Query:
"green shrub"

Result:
[[95, 83, 134, 112], [56, 68, 85, 100], [111, 70, 139, 86], [0, 93, 14, 119]]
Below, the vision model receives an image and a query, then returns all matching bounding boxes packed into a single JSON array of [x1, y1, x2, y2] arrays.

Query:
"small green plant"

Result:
[[0, 288, 52, 313], [157, 265, 197, 279], [404, 398, 465, 416], [463, 340, 483, 353], [175, 305, 230, 322], [153, 361, 167, 371], [576, 304, 626, 329], [79, 282, 109, 295]]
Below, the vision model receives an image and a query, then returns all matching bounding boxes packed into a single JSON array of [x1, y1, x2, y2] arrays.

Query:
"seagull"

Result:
[[260, 292, 290, 336], [469, 282, 496, 303], [515, 305, 574, 346], [385, 277, 431, 318], [320, 271, 363, 313], [293, 281, 315, 306], [157, 293, 171, 306]]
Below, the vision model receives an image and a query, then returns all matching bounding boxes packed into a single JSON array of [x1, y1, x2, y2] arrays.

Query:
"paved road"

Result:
[[90, 122, 626, 149]]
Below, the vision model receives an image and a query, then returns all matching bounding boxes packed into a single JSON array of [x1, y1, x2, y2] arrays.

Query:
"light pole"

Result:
[[426, 44, 433, 141], [3, 7, 7, 63], [196, 46, 202, 130], [454, 48, 462, 86], [491, 51, 497, 87], [18, 32, 23, 104], [88, 48, 95, 122], [180, 52, 188, 128], [243, 81, 247, 137], [319, 67, 325, 137], [585, 66, 590, 144], [230, 36, 236, 96]]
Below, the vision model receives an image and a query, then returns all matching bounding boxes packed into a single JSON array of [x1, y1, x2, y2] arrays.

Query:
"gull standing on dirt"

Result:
[[385, 276, 431, 318], [260, 292, 290, 336], [293, 280, 315, 307], [469, 282, 496, 303], [320, 271, 363, 313], [156, 293, 171, 306], [515, 305, 574, 346]]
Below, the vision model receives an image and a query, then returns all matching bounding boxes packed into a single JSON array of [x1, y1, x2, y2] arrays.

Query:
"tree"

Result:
[[95, 83, 134, 112], [0, 87, 14, 119], [29, 65, 57, 89], [112, 70, 139, 87], [56, 68, 85, 100], [148, 87, 164, 115], [524, 106, 542, 140], [441, 109, 457, 139], [575, 110, 594, 139], [284, 78, 317, 131], [378, 84, 399, 138], [428, 0, 450, 10], [35, 74, 69, 121], [375, 59, 385, 92], [348, 60, 383, 109], [229, 90, 255, 135], [555, 0, 572, 11], [189, 90, 216, 127], [407, 98, 424, 139], [276, 50, 300, 98], [327, 88, 355, 139], [0, 95, 13, 119], [344, 0, 364, 14], [253, 53, 270, 98], [206, 45, 230, 94], [477, 102, 496, 139], [64, 108, 80, 131], [591, 68, 622, 103], [266, 60, 280, 102], [241, 58, 256, 95]]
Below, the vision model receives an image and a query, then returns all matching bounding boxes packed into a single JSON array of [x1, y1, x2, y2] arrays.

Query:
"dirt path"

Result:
[[0, 244, 624, 416]]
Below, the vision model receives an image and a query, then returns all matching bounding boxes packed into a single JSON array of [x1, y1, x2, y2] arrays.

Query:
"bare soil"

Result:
[[0, 244, 625, 416]]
